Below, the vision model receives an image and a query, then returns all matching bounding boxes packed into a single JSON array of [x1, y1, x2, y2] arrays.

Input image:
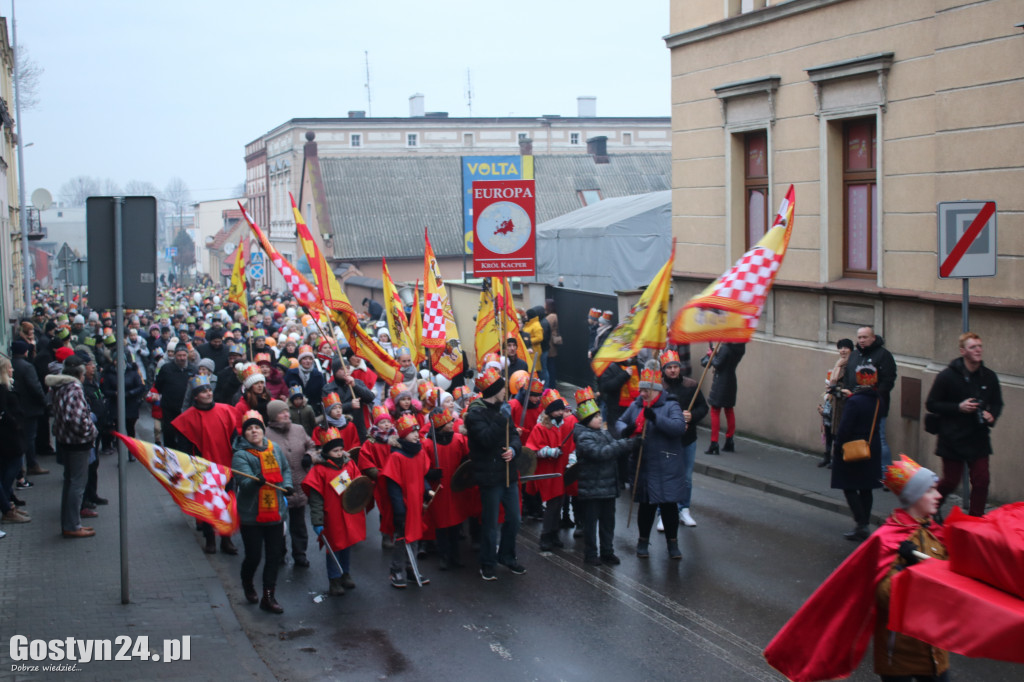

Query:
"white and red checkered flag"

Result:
[[115, 433, 239, 536], [238, 202, 323, 314], [670, 185, 795, 344], [422, 228, 464, 379]]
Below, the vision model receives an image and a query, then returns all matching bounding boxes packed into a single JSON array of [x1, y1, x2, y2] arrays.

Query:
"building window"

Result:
[[622, 132, 632, 146], [350, 133, 361, 148], [570, 132, 580, 145], [407, 133, 418, 147], [463, 132, 473, 147], [517, 132, 528, 142], [745, 131, 768, 249], [843, 118, 878, 277], [578, 190, 602, 206]]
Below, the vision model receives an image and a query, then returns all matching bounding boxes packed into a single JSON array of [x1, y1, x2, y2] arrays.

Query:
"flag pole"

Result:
[[626, 422, 648, 529]]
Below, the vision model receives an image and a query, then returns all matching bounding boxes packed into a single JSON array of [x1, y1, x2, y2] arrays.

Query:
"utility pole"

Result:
[[12, 0, 32, 316]]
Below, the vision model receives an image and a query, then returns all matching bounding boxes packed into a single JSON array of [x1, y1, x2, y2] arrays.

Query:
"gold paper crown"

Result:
[[318, 427, 345, 449], [389, 382, 409, 401], [574, 386, 595, 404], [476, 367, 503, 390], [539, 389, 564, 412], [396, 413, 419, 437], [372, 405, 391, 424], [322, 392, 342, 409], [576, 399, 600, 421], [430, 408, 455, 429], [883, 454, 921, 496], [659, 350, 680, 366]]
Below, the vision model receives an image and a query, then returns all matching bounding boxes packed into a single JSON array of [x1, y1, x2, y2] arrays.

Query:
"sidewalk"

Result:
[[0, 427, 275, 682]]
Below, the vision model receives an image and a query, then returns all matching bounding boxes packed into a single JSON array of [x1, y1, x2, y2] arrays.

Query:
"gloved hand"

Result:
[[538, 446, 561, 459], [423, 489, 436, 507], [700, 355, 710, 368], [426, 468, 443, 482], [313, 525, 324, 536], [301, 454, 312, 471], [254, 475, 267, 487], [897, 540, 920, 566], [283, 486, 295, 496], [643, 407, 656, 423], [620, 423, 636, 438], [567, 452, 577, 467]]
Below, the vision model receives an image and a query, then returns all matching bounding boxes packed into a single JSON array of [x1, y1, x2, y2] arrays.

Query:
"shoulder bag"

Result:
[[842, 397, 879, 463]]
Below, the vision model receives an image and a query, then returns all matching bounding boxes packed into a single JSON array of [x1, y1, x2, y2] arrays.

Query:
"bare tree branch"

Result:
[[59, 176, 101, 207], [14, 44, 43, 112]]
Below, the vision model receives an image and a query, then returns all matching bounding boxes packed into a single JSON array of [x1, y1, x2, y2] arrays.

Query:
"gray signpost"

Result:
[[87, 196, 157, 604]]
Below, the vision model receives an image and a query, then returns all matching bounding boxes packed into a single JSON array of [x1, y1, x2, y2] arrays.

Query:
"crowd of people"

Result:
[[1, 282, 1005, 680]]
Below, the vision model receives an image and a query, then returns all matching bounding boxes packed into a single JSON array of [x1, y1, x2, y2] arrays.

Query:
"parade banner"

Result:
[[423, 229, 464, 379], [462, 155, 533, 254], [116, 433, 238, 536], [591, 242, 675, 377], [472, 180, 537, 277], [474, 285, 500, 370], [494, 276, 531, 364], [670, 185, 795, 344]]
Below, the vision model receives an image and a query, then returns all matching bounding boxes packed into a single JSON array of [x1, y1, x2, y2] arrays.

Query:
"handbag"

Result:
[[842, 397, 879, 463]]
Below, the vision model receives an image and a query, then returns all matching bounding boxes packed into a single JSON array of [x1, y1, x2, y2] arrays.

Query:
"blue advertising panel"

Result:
[[462, 155, 533, 254]]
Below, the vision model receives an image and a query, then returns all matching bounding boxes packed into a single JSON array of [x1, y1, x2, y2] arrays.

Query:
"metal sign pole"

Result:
[[961, 278, 970, 511], [114, 197, 130, 604]]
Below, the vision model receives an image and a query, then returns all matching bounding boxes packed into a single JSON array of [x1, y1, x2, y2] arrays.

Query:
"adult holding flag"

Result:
[[591, 243, 675, 481]]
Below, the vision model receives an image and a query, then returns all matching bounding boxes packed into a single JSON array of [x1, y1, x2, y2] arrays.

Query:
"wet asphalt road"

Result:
[[204, 474, 1021, 682]]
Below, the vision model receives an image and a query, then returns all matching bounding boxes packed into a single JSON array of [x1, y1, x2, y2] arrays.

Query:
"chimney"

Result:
[[347, 110, 366, 118], [577, 96, 597, 118], [587, 135, 609, 164], [409, 93, 425, 117], [519, 137, 533, 156]]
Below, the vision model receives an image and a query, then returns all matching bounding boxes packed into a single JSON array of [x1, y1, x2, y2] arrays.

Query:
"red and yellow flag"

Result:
[[422, 229, 464, 379], [226, 234, 248, 319], [670, 185, 794, 344], [382, 257, 416, 355], [287, 195, 400, 384], [116, 433, 238, 536], [475, 284, 500, 370], [494, 277, 531, 365], [591, 241, 675, 377], [238, 201, 322, 312]]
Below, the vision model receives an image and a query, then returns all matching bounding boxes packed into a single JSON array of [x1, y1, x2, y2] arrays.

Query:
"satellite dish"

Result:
[[223, 241, 236, 255], [31, 188, 53, 210]]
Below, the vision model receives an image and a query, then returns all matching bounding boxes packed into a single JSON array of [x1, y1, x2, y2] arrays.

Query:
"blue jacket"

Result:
[[617, 391, 688, 504]]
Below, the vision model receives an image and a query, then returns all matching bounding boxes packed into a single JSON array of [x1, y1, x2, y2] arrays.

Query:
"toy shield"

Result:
[[450, 460, 475, 493], [515, 447, 538, 477], [341, 475, 374, 514]]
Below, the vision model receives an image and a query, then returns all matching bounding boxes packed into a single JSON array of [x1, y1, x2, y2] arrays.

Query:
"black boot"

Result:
[[259, 588, 283, 613], [843, 525, 869, 542], [722, 437, 735, 452], [220, 537, 239, 555], [243, 582, 259, 604], [817, 450, 831, 468], [636, 537, 650, 558], [704, 442, 720, 455], [667, 538, 682, 560], [538, 533, 553, 552]]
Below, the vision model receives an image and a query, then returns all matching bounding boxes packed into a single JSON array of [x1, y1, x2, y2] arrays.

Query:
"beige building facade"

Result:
[[666, 0, 1024, 501], [0, 16, 19, 338]]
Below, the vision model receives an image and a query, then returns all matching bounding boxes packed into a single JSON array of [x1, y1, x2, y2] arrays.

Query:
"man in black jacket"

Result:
[[464, 367, 524, 581], [322, 358, 376, 441], [154, 345, 195, 451], [11, 340, 48, 476], [841, 326, 897, 467], [925, 332, 1002, 517], [197, 328, 231, 374]]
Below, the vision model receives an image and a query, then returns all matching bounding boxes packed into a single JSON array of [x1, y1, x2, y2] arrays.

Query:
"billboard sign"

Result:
[[472, 180, 536, 277]]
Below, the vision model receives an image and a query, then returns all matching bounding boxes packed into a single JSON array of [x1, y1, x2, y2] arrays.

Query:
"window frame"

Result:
[[350, 133, 362, 148], [842, 117, 878, 278], [569, 132, 580, 146], [406, 132, 418, 148]]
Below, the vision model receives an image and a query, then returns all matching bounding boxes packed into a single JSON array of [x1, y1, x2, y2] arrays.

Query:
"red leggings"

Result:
[[709, 407, 735, 443]]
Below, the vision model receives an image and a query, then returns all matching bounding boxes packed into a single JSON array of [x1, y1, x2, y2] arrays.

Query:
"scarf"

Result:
[[325, 412, 347, 429], [298, 365, 312, 385], [369, 424, 397, 442], [397, 439, 421, 457], [634, 396, 657, 435], [247, 441, 284, 523]]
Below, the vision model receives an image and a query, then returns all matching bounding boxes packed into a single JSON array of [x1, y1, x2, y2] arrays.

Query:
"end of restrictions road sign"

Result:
[[937, 201, 996, 279]]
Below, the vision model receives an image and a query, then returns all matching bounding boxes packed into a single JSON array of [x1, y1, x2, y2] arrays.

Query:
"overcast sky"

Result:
[[14, 0, 671, 206]]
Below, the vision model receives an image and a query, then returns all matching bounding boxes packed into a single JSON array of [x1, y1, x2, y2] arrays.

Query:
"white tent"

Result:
[[534, 191, 671, 294]]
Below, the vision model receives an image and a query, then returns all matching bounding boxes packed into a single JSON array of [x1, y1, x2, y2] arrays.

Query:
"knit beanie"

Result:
[[267, 400, 289, 423]]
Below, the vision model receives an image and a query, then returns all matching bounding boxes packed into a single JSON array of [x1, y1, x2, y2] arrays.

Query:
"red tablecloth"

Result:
[[889, 558, 1024, 664]]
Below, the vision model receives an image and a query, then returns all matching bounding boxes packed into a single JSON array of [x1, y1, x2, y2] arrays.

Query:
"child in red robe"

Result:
[[422, 407, 471, 569]]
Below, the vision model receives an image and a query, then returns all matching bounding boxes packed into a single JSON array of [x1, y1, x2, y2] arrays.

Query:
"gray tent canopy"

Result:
[[534, 190, 671, 294]]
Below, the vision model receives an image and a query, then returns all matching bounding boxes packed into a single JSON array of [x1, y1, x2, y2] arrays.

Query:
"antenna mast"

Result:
[[465, 69, 473, 116], [364, 51, 372, 117]]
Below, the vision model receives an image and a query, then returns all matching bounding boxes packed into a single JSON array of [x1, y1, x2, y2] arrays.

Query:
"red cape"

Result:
[[764, 509, 941, 682], [301, 458, 367, 551], [172, 404, 239, 468], [360, 439, 394, 534], [525, 415, 577, 501], [422, 433, 471, 529], [381, 446, 430, 543]]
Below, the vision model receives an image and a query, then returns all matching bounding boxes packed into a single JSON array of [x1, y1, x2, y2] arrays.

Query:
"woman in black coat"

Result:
[[831, 364, 882, 542], [101, 351, 147, 438], [704, 342, 745, 454]]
